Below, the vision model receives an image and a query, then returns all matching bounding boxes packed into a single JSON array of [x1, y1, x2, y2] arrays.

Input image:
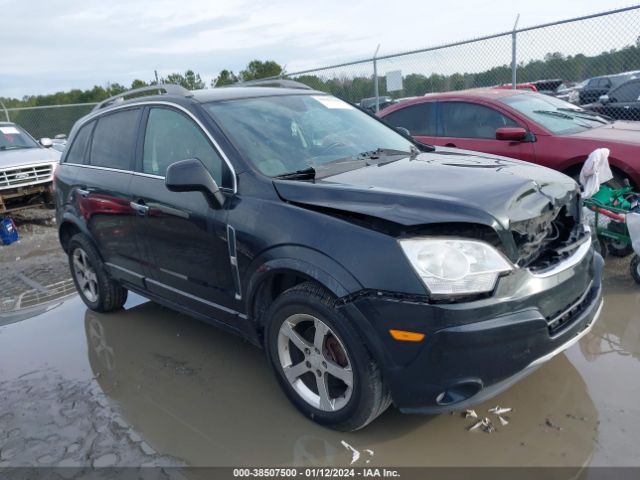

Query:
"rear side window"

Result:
[[65, 121, 93, 164], [142, 107, 224, 183], [90, 109, 140, 170], [441, 102, 517, 139], [383, 103, 436, 136], [612, 81, 640, 102]]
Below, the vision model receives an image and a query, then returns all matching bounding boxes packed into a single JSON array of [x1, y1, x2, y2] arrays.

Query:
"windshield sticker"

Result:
[[311, 96, 354, 109], [0, 126, 20, 135]]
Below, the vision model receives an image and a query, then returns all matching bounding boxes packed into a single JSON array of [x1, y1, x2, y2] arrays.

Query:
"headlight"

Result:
[[399, 238, 513, 296]]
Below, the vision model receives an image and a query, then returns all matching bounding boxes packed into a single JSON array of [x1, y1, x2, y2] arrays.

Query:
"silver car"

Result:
[[0, 122, 60, 213]]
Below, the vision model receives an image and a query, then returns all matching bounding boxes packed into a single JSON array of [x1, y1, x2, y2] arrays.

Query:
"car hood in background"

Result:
[[0, 147, 60, 168], [273, 147, 578, 236], [568, 121, 640, 145]]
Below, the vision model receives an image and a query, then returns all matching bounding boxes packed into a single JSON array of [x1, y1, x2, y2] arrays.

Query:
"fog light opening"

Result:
[[436, 381, 483, 405]]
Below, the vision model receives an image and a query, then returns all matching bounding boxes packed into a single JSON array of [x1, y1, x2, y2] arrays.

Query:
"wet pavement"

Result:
[[0, 215, 638, 467]]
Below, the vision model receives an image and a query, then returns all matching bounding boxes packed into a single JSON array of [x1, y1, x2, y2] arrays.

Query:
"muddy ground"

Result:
[[0, 210, 638, 468]]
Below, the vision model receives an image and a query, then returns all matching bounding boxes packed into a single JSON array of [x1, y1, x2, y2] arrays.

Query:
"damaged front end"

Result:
[[508, 185, 589, 273]]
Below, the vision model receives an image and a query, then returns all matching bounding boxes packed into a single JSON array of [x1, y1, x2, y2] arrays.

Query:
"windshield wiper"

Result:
[[357, 147, 418, 161], [0, 145, 32, 151], [557, 108, 611, 124], [532, 109, 592, 128], [274, 167, 315, 180], [533, 109, 575, 120], [275, 147, 418, 181]]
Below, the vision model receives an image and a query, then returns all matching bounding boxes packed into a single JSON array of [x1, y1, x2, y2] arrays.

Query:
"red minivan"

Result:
[[379, 89, 640, 188]]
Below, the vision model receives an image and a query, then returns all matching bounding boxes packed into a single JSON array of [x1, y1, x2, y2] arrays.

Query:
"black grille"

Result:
[[546, 283, 596, 335]]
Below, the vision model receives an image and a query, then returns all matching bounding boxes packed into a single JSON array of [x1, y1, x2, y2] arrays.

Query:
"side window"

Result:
[[383, 103, 436, 136], [612, 82, 640, 102], [598, 78, 611, 89], [90, 109, 140, 170], [65, 121, 93, 164], [441, 102, 518, 139], [142, 107, 224, 184]]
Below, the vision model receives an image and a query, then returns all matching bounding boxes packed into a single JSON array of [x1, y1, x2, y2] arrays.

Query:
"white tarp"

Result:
[[579, 148, 614, 198], [627, 212, 640, 255]]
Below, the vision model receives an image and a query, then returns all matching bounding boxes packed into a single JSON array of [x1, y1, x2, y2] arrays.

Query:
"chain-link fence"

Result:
[[278, 5, 640, 120], [2, 103, 96, 139], [2, 4, 640, 137]]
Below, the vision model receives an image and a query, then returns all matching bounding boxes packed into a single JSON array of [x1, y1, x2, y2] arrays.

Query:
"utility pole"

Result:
[[512, 14, 520, 90], [373, 44, 381, 113], [0, 100, 9, 122]]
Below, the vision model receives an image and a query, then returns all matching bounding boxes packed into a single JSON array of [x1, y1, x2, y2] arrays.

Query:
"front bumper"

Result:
[[0, 182, 54, 213], [338, 249, 603, 413]]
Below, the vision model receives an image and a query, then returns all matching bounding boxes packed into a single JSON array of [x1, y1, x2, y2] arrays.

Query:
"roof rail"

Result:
[[92, 84, 193, 111], [232, 79, 313, 90]]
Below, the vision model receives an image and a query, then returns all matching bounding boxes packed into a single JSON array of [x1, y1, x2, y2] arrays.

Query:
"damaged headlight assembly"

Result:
[[399, 238, 513, 296]]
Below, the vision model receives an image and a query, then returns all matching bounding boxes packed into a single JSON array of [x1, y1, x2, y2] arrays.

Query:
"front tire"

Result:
[[265, 282, 390, 431], [68, 233, 127, 312]]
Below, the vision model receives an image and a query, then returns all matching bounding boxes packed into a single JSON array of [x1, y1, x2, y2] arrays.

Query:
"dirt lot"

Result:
[[0, 210, 638, 468], [0, 209, 72, 314]]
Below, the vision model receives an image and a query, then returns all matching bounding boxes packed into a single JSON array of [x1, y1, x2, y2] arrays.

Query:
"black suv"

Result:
[[55, 83, 603, 431]]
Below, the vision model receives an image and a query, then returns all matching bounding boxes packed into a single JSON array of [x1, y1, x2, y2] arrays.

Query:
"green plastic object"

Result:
[[591, 185, 635, 210]]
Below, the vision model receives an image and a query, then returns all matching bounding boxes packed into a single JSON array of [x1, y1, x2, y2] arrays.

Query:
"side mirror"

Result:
[[598, 95, 610, 104], [395, 126, 411, 137], [165, 158, 225, 207], [39, 137, 53, 148], [495, 127, 527, 141]]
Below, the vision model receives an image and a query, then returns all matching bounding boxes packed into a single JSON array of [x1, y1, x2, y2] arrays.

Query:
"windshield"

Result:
[[204, 94, 415, 177], [0, 124, 39, 150], [500, 93, 611, 135]]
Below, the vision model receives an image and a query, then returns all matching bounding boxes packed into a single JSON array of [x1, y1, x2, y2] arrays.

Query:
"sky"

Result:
[[0, 0, 636, 98]]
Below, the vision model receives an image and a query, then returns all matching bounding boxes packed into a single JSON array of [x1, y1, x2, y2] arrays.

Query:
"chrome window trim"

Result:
[[70, 100, 238, 193], [63, 162, 163, 180]]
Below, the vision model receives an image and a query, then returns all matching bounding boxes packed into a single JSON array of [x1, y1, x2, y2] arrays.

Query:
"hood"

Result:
[[568, 121, 640, 145], [273, 147, 578, 236], [0, 147, 60, 168]]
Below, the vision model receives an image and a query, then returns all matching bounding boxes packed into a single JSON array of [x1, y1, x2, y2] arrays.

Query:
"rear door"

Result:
[[129, 105, 238, 323], [381, 102, 439, 145], [436, 101, 536, 162], [72, 107, 146, 288], [604, 80, 640, 120]]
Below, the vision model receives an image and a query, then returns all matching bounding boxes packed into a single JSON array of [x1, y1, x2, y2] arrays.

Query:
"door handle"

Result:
[[130, 201, 150, 216], [76, 188, 90, 197], [445, 143, 457, 148]]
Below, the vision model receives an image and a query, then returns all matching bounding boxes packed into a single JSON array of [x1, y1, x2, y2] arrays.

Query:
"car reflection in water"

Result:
[[85, 298, 598, 468]]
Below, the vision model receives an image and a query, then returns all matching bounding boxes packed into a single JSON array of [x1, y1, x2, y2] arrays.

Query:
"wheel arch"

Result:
[[244, 246, 362, 337], [563, 155, 637, 188], [58, 213, 95, 253]]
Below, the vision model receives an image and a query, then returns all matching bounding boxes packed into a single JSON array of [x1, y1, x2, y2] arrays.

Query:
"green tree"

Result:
[[131, 79, 149, 89], [163, 70, 206, 90], [212, 69, 239, 87], [239, 60, 283, 81]]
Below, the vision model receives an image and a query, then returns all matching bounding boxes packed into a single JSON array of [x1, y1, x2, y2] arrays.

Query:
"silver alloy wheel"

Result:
[[72, 247, 99, 303], [277, 313, 354, 412]]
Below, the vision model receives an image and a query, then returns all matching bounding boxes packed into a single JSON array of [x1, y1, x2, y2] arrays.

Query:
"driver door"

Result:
[[130, 106, 238, 323], [437, 101, 536, 162]]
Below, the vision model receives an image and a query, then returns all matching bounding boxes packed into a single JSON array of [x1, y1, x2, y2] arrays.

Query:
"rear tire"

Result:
[[631, 256, 640, 285], [68, 233, 127, 312], [264, 281, 391, 431], [606, 222, 634, 258]]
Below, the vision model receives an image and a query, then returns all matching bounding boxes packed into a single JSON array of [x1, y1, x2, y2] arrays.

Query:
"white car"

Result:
[[0, 122, 60, 213]]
